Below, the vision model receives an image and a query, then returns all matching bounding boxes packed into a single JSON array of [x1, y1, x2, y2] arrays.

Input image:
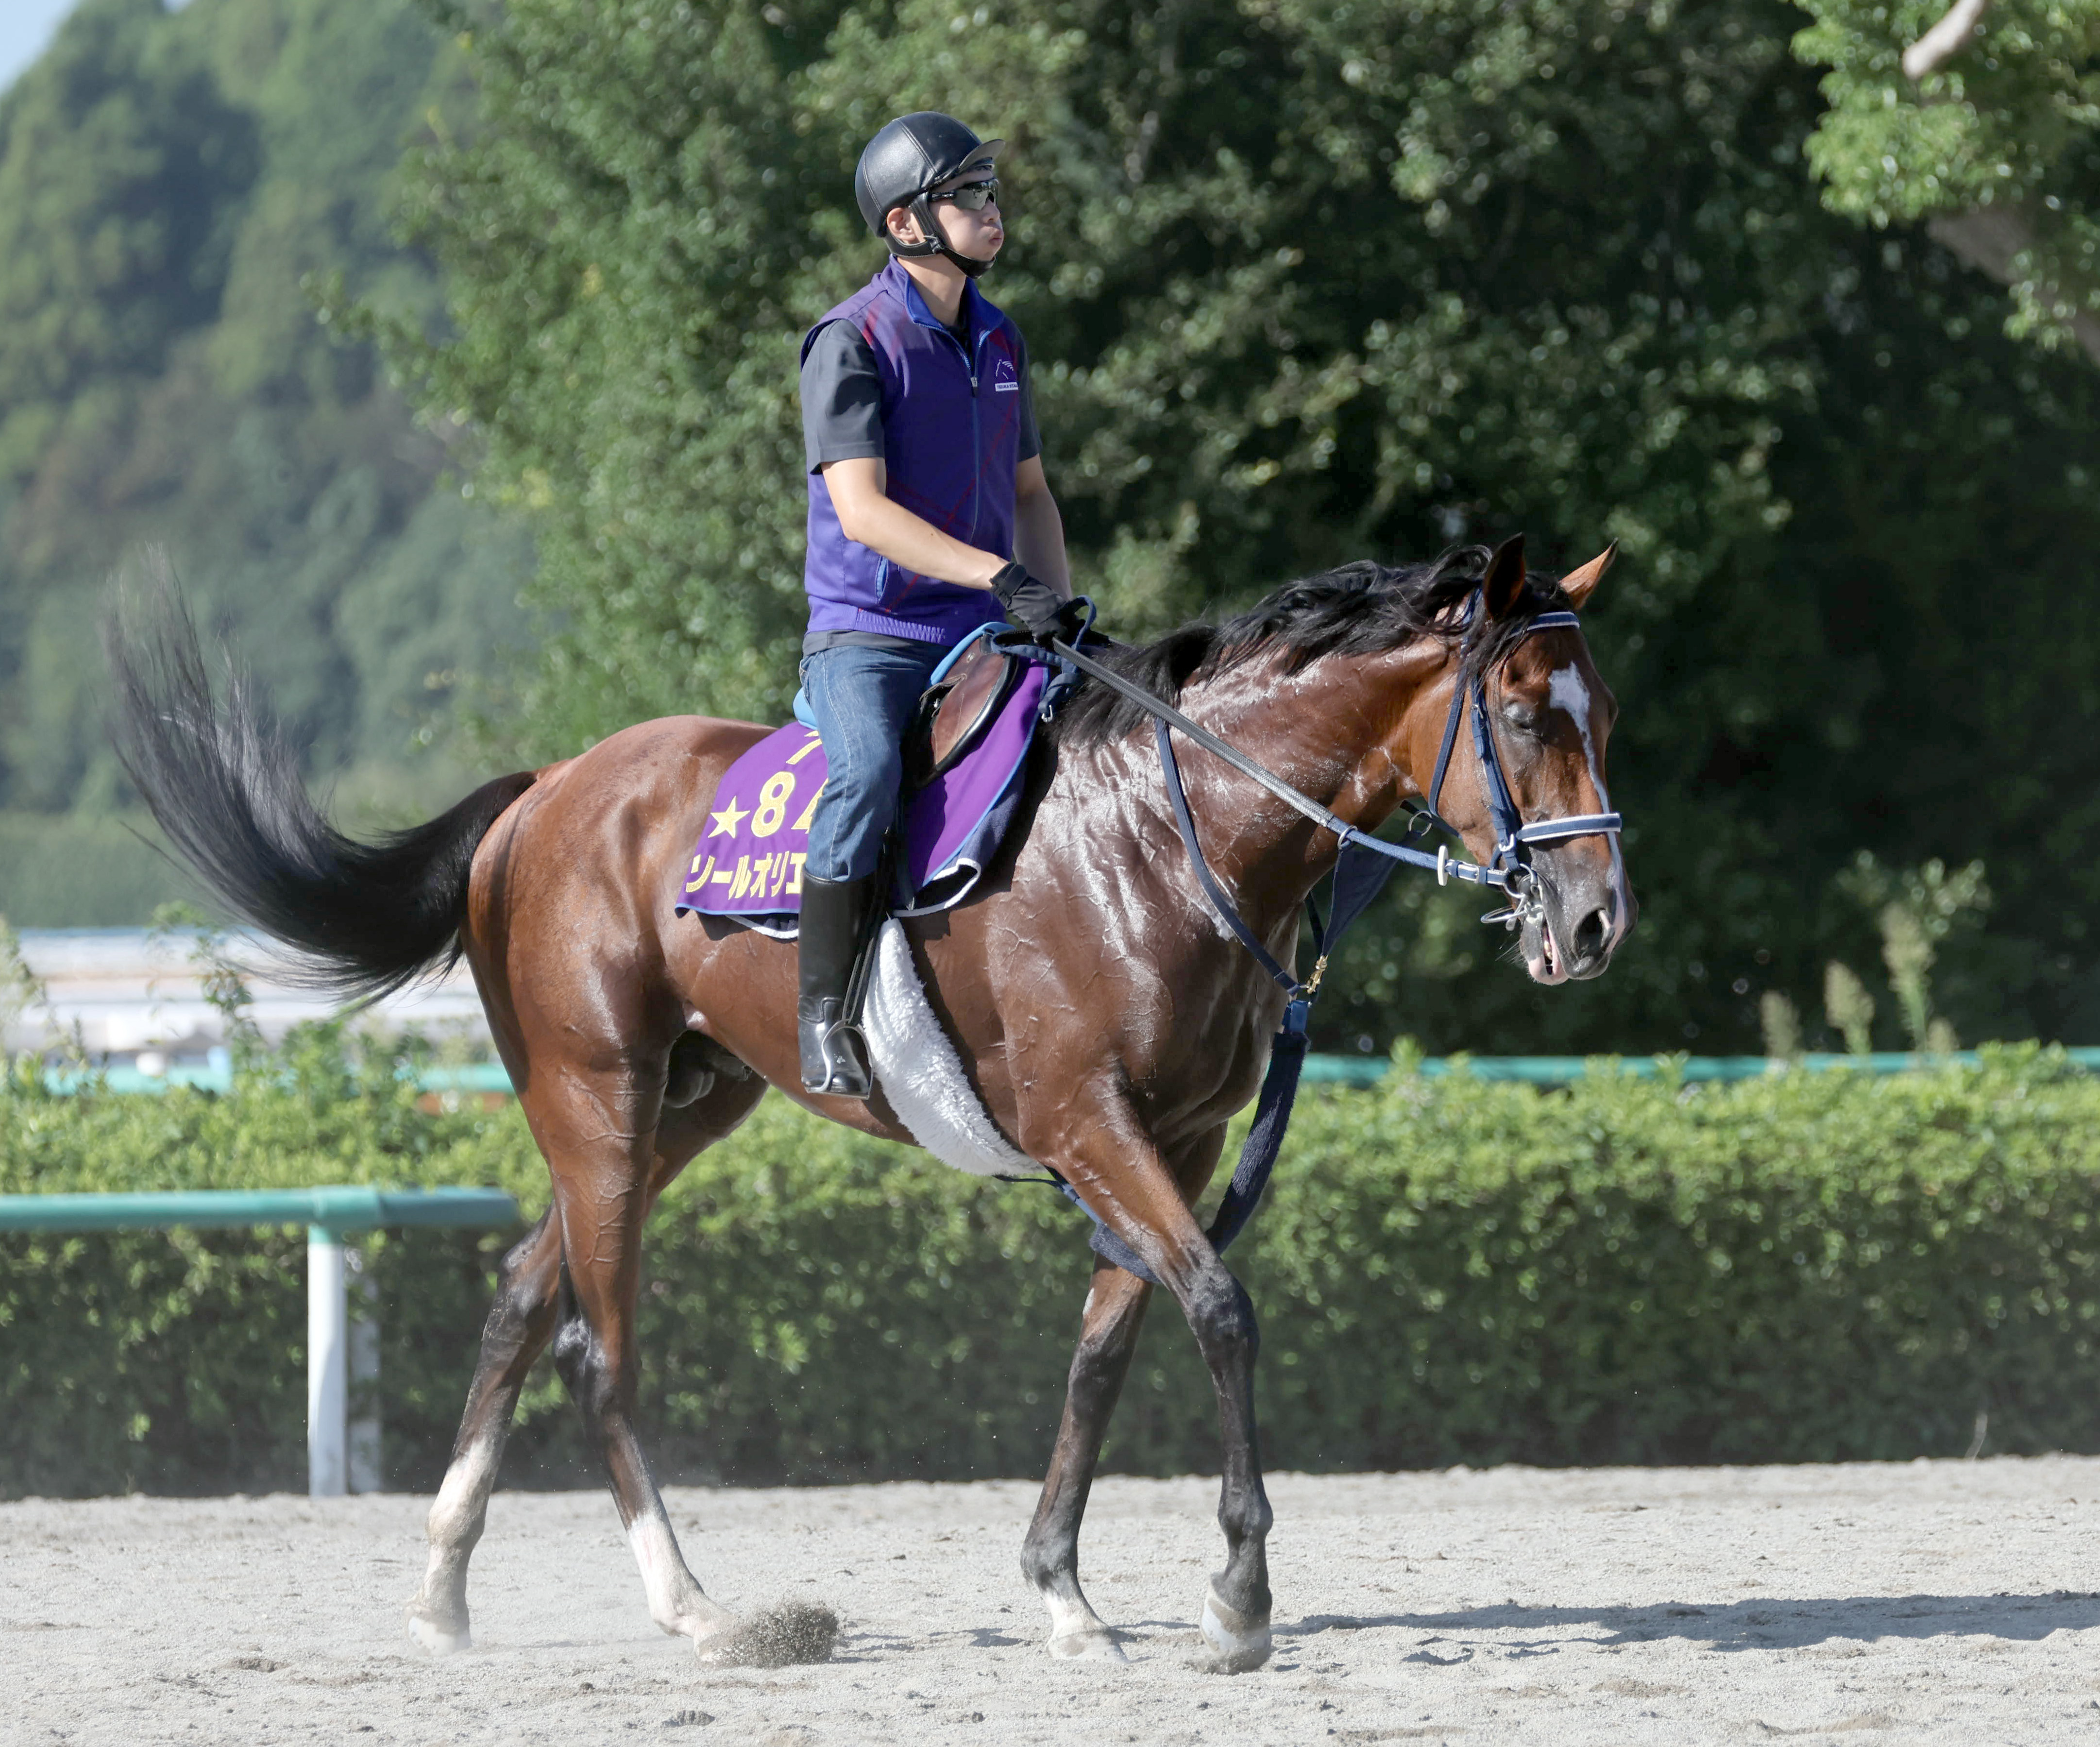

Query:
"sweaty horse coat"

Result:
[[108, 537, 1629, 1668]]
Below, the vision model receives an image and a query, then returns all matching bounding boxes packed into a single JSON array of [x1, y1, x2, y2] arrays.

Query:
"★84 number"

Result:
[[751, 769, 825, 838]]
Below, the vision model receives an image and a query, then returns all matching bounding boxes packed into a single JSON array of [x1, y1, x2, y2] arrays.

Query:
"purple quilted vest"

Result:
[[801, 261, 1026, 645]]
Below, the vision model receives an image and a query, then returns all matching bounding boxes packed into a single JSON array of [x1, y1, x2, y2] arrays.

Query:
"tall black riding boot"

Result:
[[797, 871, 877, 1097]]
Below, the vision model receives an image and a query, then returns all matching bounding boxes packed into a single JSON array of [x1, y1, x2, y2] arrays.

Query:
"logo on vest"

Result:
[[992, 357, 1020, 393]]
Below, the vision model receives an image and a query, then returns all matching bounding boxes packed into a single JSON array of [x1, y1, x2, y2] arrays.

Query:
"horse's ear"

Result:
[[1558, 541, 1617, 611], [1483, 534, 1526, 618]]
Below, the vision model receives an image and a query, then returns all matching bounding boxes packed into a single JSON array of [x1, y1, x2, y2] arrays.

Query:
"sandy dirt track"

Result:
[[6, 1459, 2100, 1746]]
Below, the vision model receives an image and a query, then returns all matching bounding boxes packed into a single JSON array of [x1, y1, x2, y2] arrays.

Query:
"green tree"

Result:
[[372, 0, 2100, 1054], [0, 0, 533, 911], [0, 0, 258, 480], [1794, 0, 2100, 362]]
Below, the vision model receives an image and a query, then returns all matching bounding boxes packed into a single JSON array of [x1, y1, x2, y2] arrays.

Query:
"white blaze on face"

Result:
[[1548, 663, 1631, 949]]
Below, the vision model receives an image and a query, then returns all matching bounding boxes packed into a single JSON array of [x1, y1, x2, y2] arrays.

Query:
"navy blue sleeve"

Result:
[[800, 321, 885, 475]]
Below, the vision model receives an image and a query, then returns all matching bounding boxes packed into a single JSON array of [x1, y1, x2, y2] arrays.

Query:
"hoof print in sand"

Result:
[[705, 1603, 842, 1667]]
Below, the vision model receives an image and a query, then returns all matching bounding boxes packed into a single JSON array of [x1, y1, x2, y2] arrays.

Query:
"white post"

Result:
[[347, 1247, 381, 1493], [307, 1226, 347, 1497]]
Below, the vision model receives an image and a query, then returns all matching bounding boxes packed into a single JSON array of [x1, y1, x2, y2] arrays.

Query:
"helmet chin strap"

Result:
[[888, 194, 996, 279]]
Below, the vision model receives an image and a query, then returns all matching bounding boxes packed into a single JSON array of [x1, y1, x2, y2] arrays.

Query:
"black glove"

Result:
[[989, 560, 1069, 643], [1050, 596, 1092, 643]]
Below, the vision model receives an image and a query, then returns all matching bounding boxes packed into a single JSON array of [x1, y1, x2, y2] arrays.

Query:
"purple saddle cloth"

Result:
[[675, 649, 1047, 937]]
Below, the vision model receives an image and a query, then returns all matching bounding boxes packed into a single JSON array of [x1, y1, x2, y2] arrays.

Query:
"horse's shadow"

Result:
[[1281, 1591, 2100, 1655]]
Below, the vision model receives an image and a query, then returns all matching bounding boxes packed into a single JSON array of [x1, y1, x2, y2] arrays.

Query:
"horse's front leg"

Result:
[[1033, 1114, 1273, 1672], [1183, 1251, 1273, 1671], [1020, 1258, 1152, 1659]]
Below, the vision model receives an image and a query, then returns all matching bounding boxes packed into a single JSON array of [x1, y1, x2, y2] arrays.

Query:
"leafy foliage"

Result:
[[1794, 0, 2100, 350], [0, 0, 256, 476], [377, 0, 2100, 1057], [6, 1033, 2100, 1496], [6, 0, 2100, 1053], [0, 0, 530, 909]]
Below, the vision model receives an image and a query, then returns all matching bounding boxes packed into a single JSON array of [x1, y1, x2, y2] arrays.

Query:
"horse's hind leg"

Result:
[[543, 1069, 764, 1656], [409, 1208, 563, 1652], [1020, 1259, 1152, 1659]]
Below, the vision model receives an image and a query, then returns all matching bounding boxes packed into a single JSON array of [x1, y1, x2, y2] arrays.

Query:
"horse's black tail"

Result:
[[105, 575, 536, 1002]]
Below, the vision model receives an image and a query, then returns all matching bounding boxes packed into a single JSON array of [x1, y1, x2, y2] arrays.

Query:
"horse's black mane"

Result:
[[1049, 543, 1569, 749]]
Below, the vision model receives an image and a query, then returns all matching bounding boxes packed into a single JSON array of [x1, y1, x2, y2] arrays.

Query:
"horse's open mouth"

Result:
[[1527, 920, 1567, 985]]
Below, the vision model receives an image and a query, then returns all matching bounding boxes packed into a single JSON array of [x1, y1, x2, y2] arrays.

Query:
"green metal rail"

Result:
[[0, 1185, 520, 1500], [34, 1062, 519, 1096], [0, 1185, 518, 1239]]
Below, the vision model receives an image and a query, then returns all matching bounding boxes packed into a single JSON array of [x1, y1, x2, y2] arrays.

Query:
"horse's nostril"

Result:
[[1574, 906, 1610, 961]]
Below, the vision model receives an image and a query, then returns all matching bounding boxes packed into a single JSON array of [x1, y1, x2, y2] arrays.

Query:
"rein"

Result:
[[1037, 590, 1624, 1286], [1048, 634, 1507, 897]]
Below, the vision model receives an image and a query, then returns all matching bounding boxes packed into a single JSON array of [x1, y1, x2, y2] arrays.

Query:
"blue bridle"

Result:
[[1404, 599, 1624, 929], [1049, 588, 1624, 939]]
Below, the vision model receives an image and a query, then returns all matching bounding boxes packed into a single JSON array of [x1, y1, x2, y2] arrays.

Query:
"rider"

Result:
[[795, 112, 1075, 1098]]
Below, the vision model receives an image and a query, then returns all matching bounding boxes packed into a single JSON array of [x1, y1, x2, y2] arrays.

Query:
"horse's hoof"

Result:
[[1047, 1626, 1128, 1662], [1197, 1586, 1272, 1673], [1038, 1587, 1125, 1662], [689, 1617, 744, 1665], [408, 1611, 471, 1655]]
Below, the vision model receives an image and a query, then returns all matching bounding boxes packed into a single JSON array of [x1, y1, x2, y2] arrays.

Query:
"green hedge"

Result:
[[5, 1032, 2100, 1498]]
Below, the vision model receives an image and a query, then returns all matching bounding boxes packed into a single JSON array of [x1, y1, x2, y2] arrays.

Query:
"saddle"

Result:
[[903, 635, 1024, 790], [678, 630, 1050, 931]]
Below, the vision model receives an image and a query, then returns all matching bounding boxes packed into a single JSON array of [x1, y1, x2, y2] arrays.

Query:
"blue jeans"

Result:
[[799, 642, 950, 882]]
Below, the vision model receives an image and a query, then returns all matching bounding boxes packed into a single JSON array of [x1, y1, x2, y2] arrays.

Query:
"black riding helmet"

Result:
[[854, 112, 1003, 279]]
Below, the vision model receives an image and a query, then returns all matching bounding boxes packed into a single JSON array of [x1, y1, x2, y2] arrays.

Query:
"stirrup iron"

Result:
[[800, 997, 873, 1097]]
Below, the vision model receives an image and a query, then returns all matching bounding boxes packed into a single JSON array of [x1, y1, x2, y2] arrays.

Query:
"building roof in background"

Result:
[[7, 928, 489, 1059]]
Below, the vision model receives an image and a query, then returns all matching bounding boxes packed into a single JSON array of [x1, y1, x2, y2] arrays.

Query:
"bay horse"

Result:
[[108, 534, 1630, 1670]]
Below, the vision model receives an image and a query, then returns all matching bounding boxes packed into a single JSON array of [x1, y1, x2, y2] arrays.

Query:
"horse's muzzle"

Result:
[[1525, 861, 1634, 984]]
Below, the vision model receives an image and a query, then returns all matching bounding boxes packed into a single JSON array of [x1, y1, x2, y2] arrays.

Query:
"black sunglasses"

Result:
[[927, 178, 999, 210]]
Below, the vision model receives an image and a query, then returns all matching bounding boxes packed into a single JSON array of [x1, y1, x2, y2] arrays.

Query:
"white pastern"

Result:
[[1199, 1586, 1273, 1672], [864, 919, 1037, 1177], [424, 1428, 500, 1553], [627, 1508, 731, 1646], [408, 1428, 501, 1653], [1040, 1587, 1127, 1662], [1548, 663, 1631, 948]]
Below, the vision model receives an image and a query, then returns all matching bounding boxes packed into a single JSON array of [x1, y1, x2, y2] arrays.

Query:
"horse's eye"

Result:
[[1501, 701, 1543, 736]]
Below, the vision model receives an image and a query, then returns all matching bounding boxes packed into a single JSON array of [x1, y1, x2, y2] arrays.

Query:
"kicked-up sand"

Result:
[[5, 1458, 2099, 1745]]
